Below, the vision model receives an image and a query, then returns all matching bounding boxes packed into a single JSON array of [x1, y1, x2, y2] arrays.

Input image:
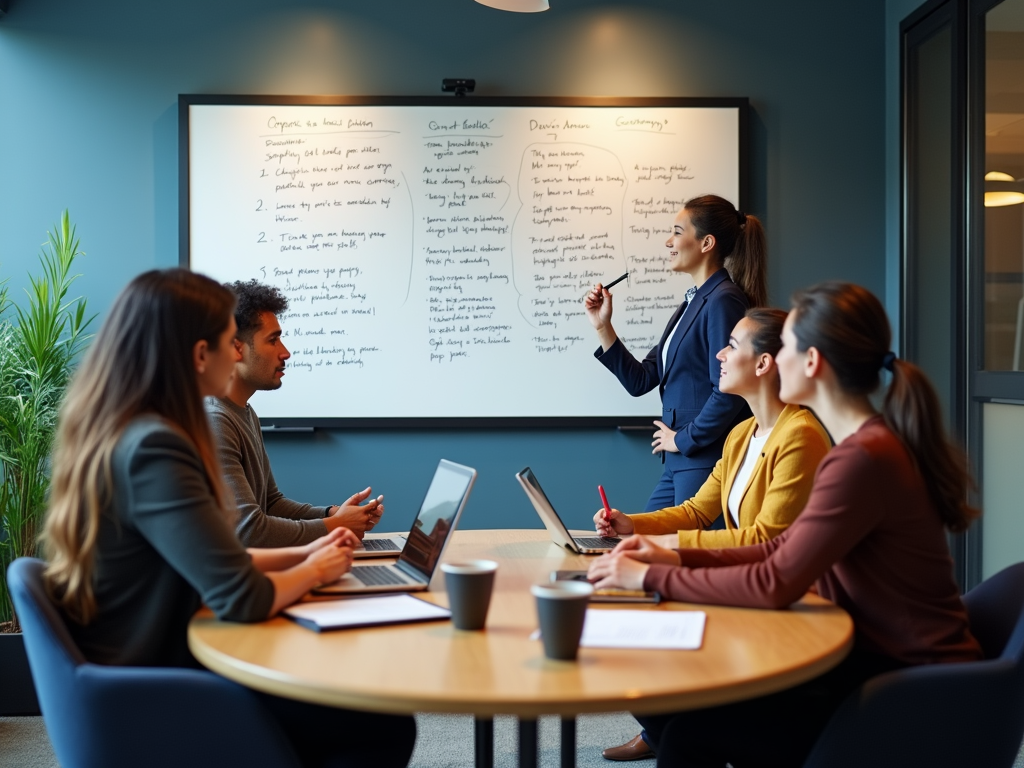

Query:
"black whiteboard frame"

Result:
[[179, 94, 749, 430]]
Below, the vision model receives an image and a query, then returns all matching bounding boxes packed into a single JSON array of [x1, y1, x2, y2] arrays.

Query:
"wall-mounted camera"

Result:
[[442, 79, 476, 98]]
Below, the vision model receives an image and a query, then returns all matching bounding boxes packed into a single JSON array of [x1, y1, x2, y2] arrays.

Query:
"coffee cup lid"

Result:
[[531, 581, 594, 599], [441, 560, 499, 575]]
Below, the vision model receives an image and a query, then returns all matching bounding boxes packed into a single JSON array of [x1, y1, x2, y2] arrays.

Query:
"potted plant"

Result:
[[0, 211, 92, 714]]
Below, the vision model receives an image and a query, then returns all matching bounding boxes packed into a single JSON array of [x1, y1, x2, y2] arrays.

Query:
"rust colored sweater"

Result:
[[644, 416, 981, 665]]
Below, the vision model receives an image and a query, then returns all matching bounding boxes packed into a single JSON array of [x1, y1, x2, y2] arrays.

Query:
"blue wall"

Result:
[[0, 0, 886, 533]]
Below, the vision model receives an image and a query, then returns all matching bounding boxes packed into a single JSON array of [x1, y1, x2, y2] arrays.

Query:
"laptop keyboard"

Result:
[[573, 536, 621, 549], [353, 565, 411, 586], [360, 538, 401, 552]]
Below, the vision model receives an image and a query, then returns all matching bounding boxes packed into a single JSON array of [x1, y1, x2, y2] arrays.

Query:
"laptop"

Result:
[[353, 521, 408, 559], [314, 459, 477, 594], [515, 467, 622, 554], [353, 533, 407, 558]]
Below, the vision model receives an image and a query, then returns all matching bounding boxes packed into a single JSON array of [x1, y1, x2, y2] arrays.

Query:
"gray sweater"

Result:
[[206, 396, 329, 547], [68, 416, 275, 667]]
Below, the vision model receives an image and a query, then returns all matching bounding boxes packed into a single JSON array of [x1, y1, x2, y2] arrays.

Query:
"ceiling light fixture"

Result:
[[985, 171, 1024, 207], [474, 0, 549, 12]]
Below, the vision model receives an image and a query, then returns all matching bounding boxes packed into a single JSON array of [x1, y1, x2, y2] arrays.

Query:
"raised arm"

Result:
[[594, 339, 663, 397]]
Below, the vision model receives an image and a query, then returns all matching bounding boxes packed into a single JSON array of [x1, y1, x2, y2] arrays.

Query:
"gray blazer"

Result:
[[67, 415, 274, 668]]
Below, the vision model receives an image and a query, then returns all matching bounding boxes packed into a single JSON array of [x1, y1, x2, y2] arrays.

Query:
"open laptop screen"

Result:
[[398, 460, 476, 582]]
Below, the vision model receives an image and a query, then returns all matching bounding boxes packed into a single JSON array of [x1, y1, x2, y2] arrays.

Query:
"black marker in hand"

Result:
[[603, 271, 630, 291]]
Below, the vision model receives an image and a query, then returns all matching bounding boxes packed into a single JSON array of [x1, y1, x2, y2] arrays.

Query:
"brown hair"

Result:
[[743, 307, 788, 395], [684, 194, 768, 308], [43, 269, 236, 624], [745, 307, 788, 358], [789, 281, 978, 532]]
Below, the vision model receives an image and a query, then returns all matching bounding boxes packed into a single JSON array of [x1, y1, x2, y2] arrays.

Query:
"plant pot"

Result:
[[0, 632, 40, 715]]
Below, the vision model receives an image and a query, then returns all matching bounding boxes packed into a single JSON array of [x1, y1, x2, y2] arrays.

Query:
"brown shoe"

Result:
[[602, 734, 654, 761]]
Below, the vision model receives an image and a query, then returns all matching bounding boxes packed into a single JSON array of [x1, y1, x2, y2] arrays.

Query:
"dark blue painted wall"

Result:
[[0, 0, 886, 533]]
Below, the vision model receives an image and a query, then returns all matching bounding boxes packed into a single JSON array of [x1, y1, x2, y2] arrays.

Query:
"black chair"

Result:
[[803, 562, 1024, 768], [7, 557, 303, 768]]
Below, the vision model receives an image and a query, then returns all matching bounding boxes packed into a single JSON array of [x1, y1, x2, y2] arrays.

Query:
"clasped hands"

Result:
[[302, 527, 359, 584], [325, 487, 384, 538], [586, 535, 681, 591]]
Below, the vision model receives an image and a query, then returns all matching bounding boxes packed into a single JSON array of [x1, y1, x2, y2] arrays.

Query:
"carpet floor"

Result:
[[4, 711, 1024, 767], [0, 711, 651, 768]]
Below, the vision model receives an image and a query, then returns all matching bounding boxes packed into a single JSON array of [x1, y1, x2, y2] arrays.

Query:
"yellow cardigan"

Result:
[[628, 404, 831, 548]]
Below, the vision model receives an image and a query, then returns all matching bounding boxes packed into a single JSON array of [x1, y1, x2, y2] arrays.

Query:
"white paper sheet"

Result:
[[284, 595, 450, 631], [579, 609, 706, 650]]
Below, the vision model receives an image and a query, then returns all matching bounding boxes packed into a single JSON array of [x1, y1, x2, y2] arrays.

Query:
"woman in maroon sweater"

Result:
[[589, 281, 981, 767]]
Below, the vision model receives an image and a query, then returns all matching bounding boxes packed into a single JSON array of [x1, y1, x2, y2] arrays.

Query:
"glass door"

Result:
[[972, 0, 1024, 581]]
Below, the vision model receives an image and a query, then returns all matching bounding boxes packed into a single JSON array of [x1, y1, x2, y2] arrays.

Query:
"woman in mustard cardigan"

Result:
[[595, 307, 832, 761], [596, 307, 831, 550]]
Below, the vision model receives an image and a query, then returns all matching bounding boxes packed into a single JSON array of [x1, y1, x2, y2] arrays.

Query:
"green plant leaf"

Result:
[[0, 210, 92, 630]]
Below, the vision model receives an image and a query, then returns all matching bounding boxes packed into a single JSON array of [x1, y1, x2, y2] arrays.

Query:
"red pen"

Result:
[[598, 485, 612, 521]]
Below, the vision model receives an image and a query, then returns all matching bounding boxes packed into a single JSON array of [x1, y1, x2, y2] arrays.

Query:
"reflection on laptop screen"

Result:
[[399, 462, 474, 580]]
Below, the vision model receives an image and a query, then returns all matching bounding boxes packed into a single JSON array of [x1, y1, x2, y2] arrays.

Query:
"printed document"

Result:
[[579, 609, 706, 650]]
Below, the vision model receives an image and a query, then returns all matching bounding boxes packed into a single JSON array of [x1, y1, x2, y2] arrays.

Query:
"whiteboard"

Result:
[[181, 96, 747, 426]]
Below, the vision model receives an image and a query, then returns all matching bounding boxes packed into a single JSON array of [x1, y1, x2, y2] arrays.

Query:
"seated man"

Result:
[[207, 279, 383, 547]]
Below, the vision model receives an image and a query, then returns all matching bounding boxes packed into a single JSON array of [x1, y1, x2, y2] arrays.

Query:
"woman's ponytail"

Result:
[[883, 359, 979, 532], [791, 281, 979, 532], [728, 214, 767, 309], [684, 195, 767, 308]]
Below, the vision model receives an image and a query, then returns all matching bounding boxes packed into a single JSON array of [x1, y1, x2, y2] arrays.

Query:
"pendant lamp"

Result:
[[985, 171, 1024, 207], [474, 0, 549, 12]]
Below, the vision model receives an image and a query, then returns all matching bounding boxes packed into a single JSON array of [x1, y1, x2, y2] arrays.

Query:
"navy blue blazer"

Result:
[[595, 269, 750, 471]]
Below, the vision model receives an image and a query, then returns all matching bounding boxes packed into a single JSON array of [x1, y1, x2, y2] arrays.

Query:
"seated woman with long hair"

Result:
[[43, 269, 415, 768], [593, 307, 832, 763], [593, 308, 831, 550], [589, 281, 981, 768]]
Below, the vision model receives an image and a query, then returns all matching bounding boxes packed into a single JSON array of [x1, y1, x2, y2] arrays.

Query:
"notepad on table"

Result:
[[284, 594, 451, 632], [579, 609, 706, 650]]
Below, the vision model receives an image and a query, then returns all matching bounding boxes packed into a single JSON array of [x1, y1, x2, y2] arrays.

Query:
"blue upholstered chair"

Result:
[[803, 562, 1024, 768], [7, 557, 303, 768]]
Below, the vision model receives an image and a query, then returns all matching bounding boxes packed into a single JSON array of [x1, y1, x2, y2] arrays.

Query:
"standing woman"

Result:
[[589, 282, 981, 768], [586, 195, 768, 510], [43, 269, 416, 768]]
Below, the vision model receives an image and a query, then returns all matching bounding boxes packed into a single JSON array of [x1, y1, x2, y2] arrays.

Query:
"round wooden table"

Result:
[[189, 529, 853, 768]]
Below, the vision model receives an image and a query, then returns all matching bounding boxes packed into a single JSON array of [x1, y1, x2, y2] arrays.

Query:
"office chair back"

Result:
[[8, 557, 302, 768], [803, 561, 1024, 768]]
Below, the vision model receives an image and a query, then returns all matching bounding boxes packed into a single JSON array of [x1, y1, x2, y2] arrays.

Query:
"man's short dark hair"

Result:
[[227, 280, 289, 343]]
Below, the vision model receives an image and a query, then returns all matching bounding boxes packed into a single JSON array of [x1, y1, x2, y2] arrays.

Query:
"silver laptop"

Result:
[[314, 460, 476, 594], [353, 525, 407, 559], [353, 534, 406, 558], [515, 467, 621, 554]]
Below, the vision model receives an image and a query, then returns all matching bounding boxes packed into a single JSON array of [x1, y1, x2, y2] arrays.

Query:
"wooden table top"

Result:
[[188, 529, 853, 718]]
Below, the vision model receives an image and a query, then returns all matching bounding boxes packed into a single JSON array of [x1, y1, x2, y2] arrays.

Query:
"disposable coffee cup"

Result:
[[441, 560, 498, 630], [531, 581, 594, 661]]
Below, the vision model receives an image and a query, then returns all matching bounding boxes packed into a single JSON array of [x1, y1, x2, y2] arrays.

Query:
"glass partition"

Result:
[[983, 0, 1024, 370]]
